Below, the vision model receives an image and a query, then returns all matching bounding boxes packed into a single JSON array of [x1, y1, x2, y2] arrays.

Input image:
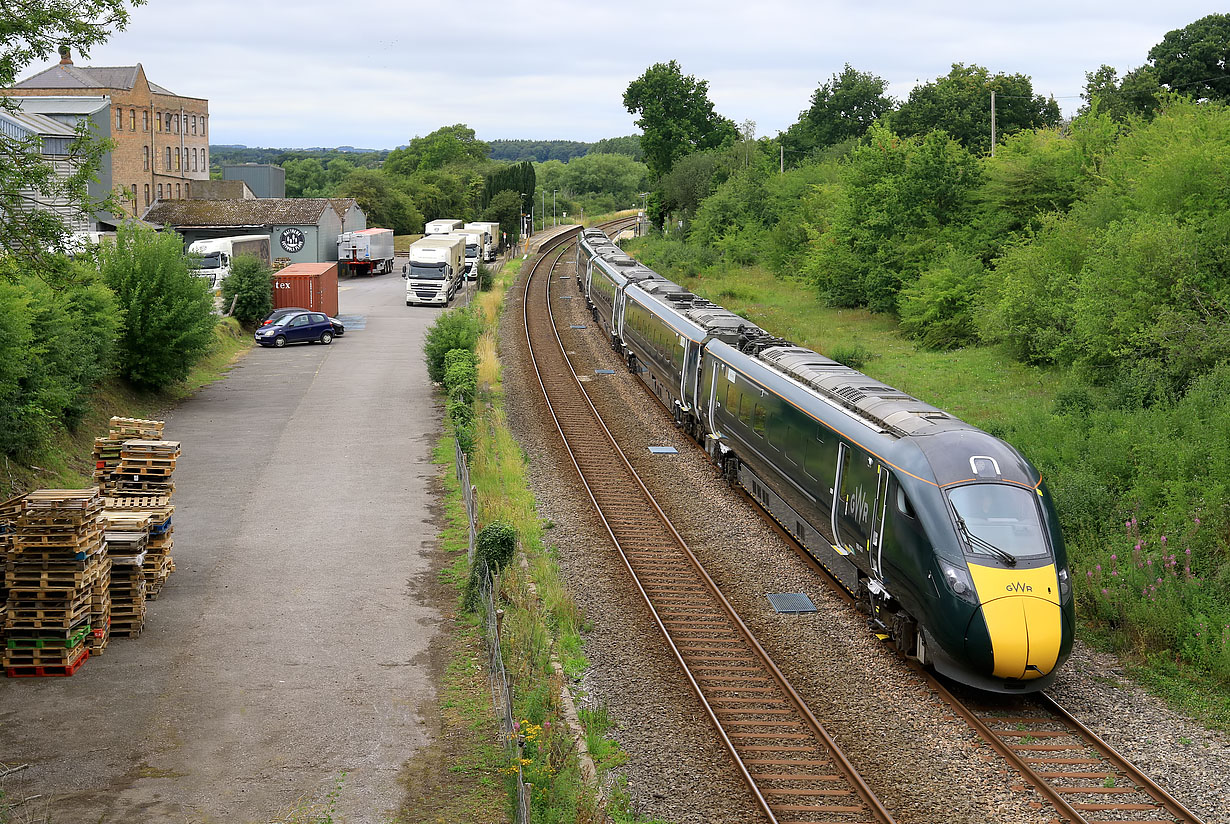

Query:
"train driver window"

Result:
[[897, 485, 917, 519]]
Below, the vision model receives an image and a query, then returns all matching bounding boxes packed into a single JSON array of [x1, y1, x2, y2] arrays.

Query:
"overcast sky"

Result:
[[46, 1, 1223, 149]]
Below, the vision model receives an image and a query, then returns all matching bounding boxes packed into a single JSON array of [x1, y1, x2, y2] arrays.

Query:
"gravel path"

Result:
[[501, 251, 1230, 824]]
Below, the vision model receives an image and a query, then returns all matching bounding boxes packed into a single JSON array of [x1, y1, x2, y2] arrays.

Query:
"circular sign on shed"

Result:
[[280, 227, 305, 253]]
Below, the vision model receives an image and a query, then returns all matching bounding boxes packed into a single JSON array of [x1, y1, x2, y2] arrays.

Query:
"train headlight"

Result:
[[1058, 566, 1072, 603], [938, 558, 978, 605]]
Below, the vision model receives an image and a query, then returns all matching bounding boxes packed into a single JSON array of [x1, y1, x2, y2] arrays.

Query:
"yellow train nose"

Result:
[[968, 563, 1063, 680]]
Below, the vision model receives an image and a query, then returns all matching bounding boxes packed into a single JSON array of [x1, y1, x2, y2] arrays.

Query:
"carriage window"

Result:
[[738, 392, 752, 425], [752, 403, 766, 436], [804, 435, 824, 478]]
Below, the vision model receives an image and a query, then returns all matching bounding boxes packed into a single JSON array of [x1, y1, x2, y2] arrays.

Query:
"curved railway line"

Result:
[[514, 220, 1207, 824]]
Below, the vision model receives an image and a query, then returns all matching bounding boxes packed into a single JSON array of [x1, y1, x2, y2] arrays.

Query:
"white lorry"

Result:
[[424, 219, 463, 236], [464, 221, 500, 261], [449, 228, 485, 280], [337, 227, 395, 276], [188, 234, 272, 288], [404, 235, 464, 306]]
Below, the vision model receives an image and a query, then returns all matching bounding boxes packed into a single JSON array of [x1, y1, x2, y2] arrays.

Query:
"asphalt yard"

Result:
[[1, 269, 456, 822]]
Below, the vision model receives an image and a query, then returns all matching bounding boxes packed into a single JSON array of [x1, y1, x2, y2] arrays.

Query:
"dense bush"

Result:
[[100, 225, 217, 390], [0, 261, 119, 461], [443, 347, 478, 457], [220, 254, 273, 326], [465, 520, 517, 609], [423, 307, 481, 384]]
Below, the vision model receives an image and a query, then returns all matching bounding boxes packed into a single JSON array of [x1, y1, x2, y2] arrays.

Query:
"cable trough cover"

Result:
[[647, 446, 677, 454], [767, 592, 818, 614]]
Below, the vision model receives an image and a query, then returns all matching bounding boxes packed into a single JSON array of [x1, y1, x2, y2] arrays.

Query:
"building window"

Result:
[[173, 114, 179, 134], [129, 109, 135, 130], [201, 146, 207, 169], [191, 115, 197, 134], [156, 112, 162, 132], [165, 112, 172, 132], [115, 109, 122, 130], [175, 147, 181, 171], [143, 110, 149, 131], [144, 184, 150, 206], [131, 184, 137, 211], [201, 117, 206, 137], [157, 183, 163, 199], [191, 148, 197, 171], [165, 146, 171, 169], [143, 145, 149, 171], [184, 182, 189, 198], [174, 183, 180, 199]]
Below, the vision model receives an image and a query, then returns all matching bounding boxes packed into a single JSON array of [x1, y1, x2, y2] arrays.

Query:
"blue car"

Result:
[[254, 310, 335, 348]]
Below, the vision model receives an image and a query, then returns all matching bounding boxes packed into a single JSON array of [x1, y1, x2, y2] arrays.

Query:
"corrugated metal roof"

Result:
[[144, 198, 357, 228], [7, 96, 110, 116], [0, 108, 77, 137]]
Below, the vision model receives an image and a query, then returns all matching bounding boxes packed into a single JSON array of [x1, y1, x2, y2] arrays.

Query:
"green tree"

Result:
[[0, 3, 144, 273], [483, 189, 524, 242], [283, 157, 330, 196], [590, 135, 644, 161], [100, 225, 217, 390], [1080, 65, 1162, 121], [560, 153, 649, 201], [337, 168, 423, 234], [623, 60, 737, 178], [806, 124, 983, 313], [1148, 13, 1230, 102], [892, 63, 1060, 154], [782, 65, 895, 159], [220, 254, 273, 326], [386, 124, 490, 176]]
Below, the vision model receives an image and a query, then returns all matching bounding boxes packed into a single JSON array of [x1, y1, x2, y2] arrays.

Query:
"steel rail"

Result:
[[520, 222, 894, 824]]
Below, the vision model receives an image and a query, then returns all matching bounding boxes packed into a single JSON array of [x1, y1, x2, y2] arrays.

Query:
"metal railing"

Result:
[[459, 442, 530, 821]]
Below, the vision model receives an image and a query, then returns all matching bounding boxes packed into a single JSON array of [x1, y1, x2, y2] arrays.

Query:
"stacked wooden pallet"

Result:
[[112, 440, 179, 498], [100, 509, 152, 645], [0, 494, 24, 644], [94, 417, 164, 489], [3, 489, 107, 677], [105, 497, 174, 600]]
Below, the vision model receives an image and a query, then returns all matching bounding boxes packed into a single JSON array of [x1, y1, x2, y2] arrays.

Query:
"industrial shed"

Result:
[[143, 197, 365, 264]]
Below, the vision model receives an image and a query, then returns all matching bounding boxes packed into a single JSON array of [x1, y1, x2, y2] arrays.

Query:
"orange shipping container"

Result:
[[272, 262, 339, 318]]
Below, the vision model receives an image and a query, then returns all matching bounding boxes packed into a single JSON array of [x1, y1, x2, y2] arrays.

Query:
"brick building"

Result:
[[3, 48, 209, 219]]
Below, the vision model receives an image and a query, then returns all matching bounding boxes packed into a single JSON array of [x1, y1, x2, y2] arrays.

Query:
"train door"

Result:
[[613, 289, 626, 341], [831, 444, 889, 567]]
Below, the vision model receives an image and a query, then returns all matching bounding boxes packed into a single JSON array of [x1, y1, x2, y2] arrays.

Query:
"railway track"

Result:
[[521, 222, 894, 824]]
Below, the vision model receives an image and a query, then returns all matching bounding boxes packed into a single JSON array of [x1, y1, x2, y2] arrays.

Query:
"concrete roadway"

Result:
[[0, 266, 458, 822]]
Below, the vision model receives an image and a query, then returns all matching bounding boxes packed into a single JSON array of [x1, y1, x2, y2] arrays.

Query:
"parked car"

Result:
[[261, 307, 344, 337], [255, 310, 336, 347]]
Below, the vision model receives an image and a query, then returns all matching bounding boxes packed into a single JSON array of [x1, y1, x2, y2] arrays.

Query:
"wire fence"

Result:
[[459, 443, 530, 821]]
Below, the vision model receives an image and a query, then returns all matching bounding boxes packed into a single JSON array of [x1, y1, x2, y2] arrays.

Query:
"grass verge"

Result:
[[430, 253, 670, 821]]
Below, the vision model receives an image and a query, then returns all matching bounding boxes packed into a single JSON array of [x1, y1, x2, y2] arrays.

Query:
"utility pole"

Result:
[[990, 91, 997, 157]]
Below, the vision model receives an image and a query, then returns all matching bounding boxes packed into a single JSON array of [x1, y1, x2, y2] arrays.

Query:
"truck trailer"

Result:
[[338, 227, 395, 276], [188, 234, 272, 288], [464, 221, 500, 261], [404, 235, 464, 306], [424, 219, 463, 236], [448, 228, 485, 280]]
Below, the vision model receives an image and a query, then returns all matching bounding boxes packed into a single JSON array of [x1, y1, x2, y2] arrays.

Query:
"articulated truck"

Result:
[[404, 235, 464, 306], [188, 235, 272, 288], [449, 228, 485, 280], [464, 221, 500, 261], [338, 227, 395, 276]]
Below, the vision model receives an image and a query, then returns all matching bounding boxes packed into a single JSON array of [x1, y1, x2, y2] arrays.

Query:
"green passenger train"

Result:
[[576, 229, 1075, 692]]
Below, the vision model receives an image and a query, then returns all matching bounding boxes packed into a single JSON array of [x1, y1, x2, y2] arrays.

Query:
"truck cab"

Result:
[[404, 235, 464, 305]]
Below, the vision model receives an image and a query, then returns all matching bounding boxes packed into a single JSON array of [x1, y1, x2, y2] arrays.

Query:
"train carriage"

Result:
[[574, 229, 1073, 692]]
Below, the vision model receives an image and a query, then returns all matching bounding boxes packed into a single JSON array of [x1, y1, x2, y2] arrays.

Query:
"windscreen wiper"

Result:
[[952, 509, 1017, 567]]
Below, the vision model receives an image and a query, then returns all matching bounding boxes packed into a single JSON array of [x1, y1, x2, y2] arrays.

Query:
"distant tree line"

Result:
[[487, 136, 643, 163]]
